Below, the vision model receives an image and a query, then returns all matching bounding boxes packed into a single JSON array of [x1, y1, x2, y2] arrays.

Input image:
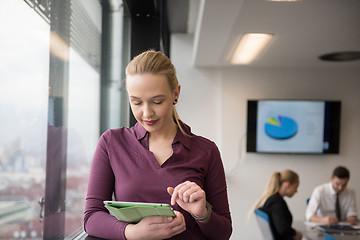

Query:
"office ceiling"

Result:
[[182, 0, 360, 68]]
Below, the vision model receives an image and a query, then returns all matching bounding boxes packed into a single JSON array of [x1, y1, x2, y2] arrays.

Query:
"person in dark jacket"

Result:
[[251, 169, 302, 240]]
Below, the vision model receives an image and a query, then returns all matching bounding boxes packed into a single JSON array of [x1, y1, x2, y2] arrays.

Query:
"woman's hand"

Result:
[[293, 231, 302, 240], [124, 211, 186, 240], [167, 181, 207, 218]]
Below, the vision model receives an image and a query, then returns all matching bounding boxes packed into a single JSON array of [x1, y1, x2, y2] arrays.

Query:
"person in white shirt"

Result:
[[305, 166, 358, 225]]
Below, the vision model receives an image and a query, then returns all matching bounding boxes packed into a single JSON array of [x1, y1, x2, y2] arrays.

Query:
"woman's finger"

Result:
[[182, 187, 200, 202], [171, 182, 190, 205], [188, 190, 205, 202], [143, 215, 174, 225], [170, 181, 201, 205]]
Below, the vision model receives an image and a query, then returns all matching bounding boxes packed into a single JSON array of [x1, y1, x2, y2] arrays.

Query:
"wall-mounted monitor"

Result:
[[247, 100, 341, 154]]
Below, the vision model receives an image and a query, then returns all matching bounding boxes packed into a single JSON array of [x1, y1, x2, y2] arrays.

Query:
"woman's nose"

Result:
[[143, 103, 154, 117]]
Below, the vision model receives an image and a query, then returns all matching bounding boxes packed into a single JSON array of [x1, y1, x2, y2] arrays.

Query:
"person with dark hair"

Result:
[[306, 166, 358, 224]]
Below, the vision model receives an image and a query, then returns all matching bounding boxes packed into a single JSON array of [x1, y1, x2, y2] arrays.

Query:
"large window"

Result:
[[0, 1, 49, 238], [0, 0, 118, 238]]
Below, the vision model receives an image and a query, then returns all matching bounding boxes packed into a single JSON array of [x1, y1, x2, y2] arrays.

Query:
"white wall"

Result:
[[171, 33, 360, 239]]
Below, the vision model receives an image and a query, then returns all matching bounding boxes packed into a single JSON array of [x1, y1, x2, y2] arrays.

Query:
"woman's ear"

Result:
[[174, 84, 181, 99], [283, 181, 291, 189]]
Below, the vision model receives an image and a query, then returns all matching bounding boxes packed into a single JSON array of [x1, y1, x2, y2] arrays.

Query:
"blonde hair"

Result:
[[248, 169, 299, 220], [125, 50, 187, 136]]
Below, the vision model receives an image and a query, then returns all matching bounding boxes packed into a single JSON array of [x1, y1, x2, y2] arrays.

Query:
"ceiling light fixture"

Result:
[[230, 33, 274, 65]]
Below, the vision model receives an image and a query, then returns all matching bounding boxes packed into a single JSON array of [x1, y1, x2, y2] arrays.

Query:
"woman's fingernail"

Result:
[[168, 217, 173, 222]]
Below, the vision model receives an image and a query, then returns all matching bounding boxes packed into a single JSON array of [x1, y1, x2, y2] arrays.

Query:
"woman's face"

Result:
[[285, 181, 299, 198], [126, 73, 179, 134]]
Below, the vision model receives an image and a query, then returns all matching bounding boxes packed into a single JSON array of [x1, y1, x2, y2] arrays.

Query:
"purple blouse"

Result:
[[84, 122, 232, 239]]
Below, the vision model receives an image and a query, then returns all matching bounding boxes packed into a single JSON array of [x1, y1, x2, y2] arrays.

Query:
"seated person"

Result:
[[251, 169, 302, 240], [305, 166, 358, 225]]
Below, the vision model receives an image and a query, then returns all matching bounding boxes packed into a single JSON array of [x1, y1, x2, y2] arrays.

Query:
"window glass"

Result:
[[65, 47, 100, 236], [0, 1, 102, 239], [0, 1, 49, 239]]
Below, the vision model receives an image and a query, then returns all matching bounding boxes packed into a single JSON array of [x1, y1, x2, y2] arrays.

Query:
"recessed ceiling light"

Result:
[[319, 51, 360, 62], [230, 33, 274, 65]]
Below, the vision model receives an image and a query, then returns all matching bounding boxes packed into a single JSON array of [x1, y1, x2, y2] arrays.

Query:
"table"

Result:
[[293, 221, 360, 240]]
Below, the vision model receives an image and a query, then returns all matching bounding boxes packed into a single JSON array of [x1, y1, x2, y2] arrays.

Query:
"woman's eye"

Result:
[[154, 101, 163, 105], [133, 102, 142, 106]]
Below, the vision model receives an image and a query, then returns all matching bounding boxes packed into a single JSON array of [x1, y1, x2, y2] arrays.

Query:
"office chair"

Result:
[[323, 232, 338, 240], [254, 209, 274, 240]]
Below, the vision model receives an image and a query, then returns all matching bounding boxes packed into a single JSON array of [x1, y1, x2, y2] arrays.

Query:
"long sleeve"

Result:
[[345, 189, 357, 218], [261, 193, 296, 240], [83, 123, 232, 240], [305, 183, 357, 221], [195, 142, 232, 240], [270, 201, 296, 239], [305, 187, 321, 221], [83, 132, 129, 240]]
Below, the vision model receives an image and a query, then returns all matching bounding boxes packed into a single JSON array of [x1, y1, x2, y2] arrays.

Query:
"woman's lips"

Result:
[[144, 120, 158, 126]]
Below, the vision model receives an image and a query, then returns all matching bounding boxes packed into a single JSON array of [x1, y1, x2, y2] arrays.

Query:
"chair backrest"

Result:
[[254, 209, 274, 240], [323, 232, 338, 240]]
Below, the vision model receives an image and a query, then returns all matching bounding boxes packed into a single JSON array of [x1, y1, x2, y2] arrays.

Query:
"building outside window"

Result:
[[0, 0, 128, 238]]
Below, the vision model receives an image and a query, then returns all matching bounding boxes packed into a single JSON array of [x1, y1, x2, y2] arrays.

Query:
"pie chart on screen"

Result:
[[265, 115, 298, 139]]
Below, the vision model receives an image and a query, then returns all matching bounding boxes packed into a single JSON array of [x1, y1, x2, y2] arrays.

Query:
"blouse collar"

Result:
[[133, 121, 192, 150]]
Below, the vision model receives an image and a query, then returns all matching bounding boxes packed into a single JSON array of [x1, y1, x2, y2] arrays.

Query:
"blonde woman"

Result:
[[252, 170, 302, 240], [84, 50, 232, 240]]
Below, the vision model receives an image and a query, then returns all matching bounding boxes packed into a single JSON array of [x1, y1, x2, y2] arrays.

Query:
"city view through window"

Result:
[[0, 1, 101, 238]]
